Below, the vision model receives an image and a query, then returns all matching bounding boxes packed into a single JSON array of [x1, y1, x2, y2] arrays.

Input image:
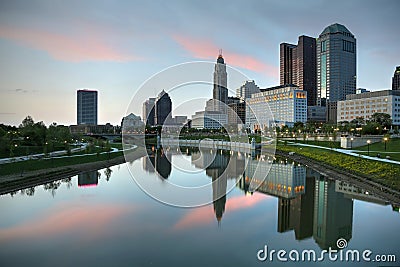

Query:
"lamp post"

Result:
[[383, 137, 388, 151], [367, 140, 371, 156], [329, 136, 333, 150], [350, 137, 354, 149]]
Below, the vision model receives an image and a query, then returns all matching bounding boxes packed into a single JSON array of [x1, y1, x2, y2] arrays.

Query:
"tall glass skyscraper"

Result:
[[155, 90, 172, 126], [77, 89, 98, 125], [317, 23, 356, 105]]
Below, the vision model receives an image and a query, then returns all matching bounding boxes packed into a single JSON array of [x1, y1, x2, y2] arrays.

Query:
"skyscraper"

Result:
[[280, 36, 317, 106], [313, 177, 353, 249], [213, 51, 228, 112], [155, 90, 172, 126], [280, 43, 296, 85], [142, 97, 156, 126], [392, 66, 400, 90], [77, 89, 98, 125], [317, 23, 356, 106]]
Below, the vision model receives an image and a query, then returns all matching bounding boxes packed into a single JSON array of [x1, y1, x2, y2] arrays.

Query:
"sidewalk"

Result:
[[0, 143, 88, 165], [0, 144, 136, 165]]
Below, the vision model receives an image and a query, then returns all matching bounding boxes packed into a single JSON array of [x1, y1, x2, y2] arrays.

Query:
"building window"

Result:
[[321, 40, 327, 52], [343, 40, 355, 53]]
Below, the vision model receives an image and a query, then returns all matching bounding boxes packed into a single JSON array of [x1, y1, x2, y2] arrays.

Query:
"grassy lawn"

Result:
[[351, 138, 400, 162], [0, 151, 123, 176], [355, 138, 400, 152], [276, 142, 400, 191]]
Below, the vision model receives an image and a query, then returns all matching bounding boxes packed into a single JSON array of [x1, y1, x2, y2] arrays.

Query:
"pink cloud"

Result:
[[0, 25, 138, 62], [173, 35, 278, 78], [0, 202, 134, 241], [174, 193, 268, 230]]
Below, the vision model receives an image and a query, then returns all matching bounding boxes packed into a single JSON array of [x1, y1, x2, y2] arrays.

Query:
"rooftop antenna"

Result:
[[219, 49, 223, 56]]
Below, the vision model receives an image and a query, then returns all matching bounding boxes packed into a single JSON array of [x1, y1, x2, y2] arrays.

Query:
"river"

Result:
[[0, 148, 399, 266]]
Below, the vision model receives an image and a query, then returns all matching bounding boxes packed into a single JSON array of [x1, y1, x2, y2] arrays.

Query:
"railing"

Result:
[[160, 138, 252, 153]]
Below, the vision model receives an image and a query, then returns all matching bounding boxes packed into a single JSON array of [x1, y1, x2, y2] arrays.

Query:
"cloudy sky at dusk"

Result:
[[0, 0, 399, 126]]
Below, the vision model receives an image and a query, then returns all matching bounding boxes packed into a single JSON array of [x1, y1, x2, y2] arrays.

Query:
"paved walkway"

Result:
[[0, 143, 88, 165], [0, 144, 134, 165], [282, 141, 400, 165]]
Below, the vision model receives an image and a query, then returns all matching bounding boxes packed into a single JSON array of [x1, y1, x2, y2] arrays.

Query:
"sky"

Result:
[[0, 0, 399, 126]]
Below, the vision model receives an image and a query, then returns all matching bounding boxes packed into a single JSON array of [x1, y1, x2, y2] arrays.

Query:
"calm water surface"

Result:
[[0, 149, 399, 267]]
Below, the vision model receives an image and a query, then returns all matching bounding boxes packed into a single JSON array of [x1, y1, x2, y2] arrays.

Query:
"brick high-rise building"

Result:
[[280, 36, 317, 106]]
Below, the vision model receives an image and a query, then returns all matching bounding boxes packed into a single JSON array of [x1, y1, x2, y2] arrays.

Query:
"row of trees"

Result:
[[277, 113, 396, 136], [0, 116, 73, 157]]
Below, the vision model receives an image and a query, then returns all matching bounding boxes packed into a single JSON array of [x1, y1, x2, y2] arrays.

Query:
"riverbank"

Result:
[[0, 146, 147, 195], [275, 147, 400, 204]]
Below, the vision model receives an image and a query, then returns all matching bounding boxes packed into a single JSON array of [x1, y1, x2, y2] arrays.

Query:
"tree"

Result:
[[351, 117, 366, 127], [370, 113, 392, 128], [104, 167, 112, 181], [19, 116, 47, 146], [362, 122, 381, 135], [20, 116, 34, 128]]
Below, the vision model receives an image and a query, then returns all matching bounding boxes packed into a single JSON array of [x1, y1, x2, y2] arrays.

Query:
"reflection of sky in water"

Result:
[[0, 154, 399, 267]]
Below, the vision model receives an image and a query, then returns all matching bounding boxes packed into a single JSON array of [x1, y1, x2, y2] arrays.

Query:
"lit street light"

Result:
[[383, 137, 388, 151], [367, 140, 371, 156], [350, 137, 354, 149], [329, 136, 333, 150]]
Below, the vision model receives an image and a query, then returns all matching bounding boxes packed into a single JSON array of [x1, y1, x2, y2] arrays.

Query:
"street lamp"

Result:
[[329, 136, 333, 150], [367, 140, 371, 156], [350, 137, 354, 149], [383, 137, 388, 151]]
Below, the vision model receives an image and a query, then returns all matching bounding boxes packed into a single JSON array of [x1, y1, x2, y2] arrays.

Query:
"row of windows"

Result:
[[340, 98, 389, 107], [340, 109, 389, 115], [341, 117, 400, 124]]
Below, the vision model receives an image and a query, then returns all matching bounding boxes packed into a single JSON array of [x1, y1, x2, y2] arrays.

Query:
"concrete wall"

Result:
[[160, 138, 252, 153], [340, 136, 383, 149]]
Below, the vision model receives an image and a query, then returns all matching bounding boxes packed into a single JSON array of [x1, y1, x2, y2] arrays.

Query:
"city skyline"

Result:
[[0, 0, 399, 126]]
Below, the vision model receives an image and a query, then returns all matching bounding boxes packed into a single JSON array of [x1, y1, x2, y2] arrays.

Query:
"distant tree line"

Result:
[[0, 116, 73, 157]]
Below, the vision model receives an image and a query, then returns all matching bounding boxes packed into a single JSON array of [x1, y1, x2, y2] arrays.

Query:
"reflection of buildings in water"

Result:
[[278, 177, 315, 240], [191, 150, 231, 223], [143, 154, 155, 173], [313, 176, 353, 250], [226, 152, 245, 179], [209, 169, 228, 224], [78, 171, 99, 187], [191, 149, 228, 171], [335, 180, 389, 206], [244, 158, 306, 199], [155, 149, 171, 179], [192, 150, 245, 180]]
